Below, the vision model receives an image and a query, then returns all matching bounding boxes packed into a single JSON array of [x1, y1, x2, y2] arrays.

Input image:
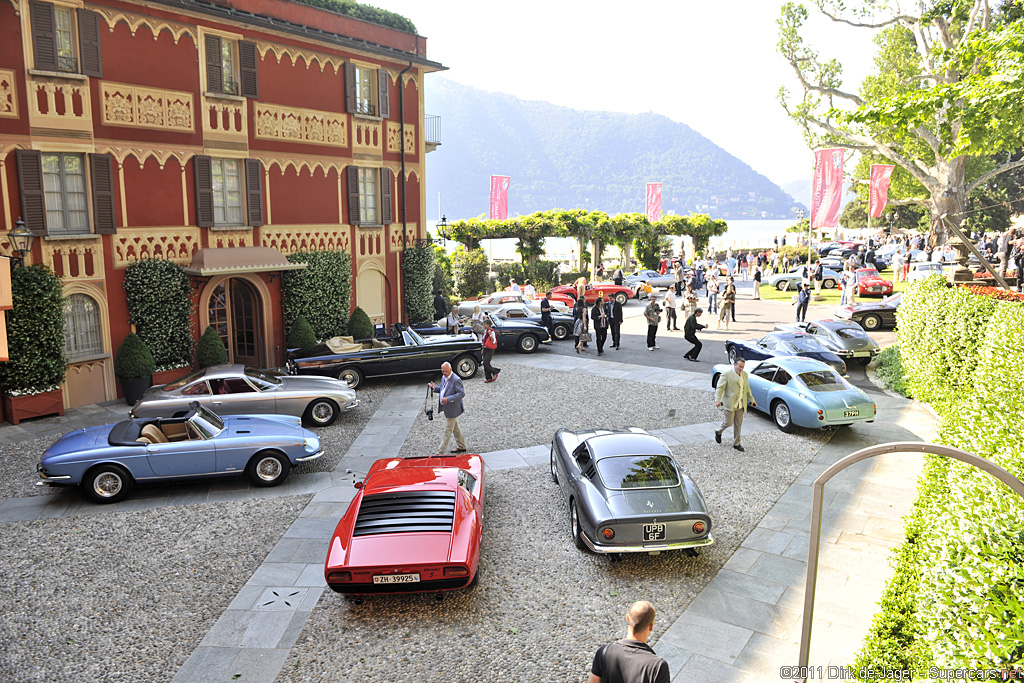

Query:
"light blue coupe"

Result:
[[37, 403, 323, 503], [710, 357, 876, 432]]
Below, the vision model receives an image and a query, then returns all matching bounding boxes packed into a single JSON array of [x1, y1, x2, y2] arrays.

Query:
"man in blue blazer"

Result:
[[427, 362, 467, 454]]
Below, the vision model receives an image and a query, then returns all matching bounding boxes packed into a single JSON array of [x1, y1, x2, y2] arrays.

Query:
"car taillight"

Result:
[[443, 566, 469, 577], [692, 521, 706, 535], [874, 404, 877, 415], [601, 528, 615, 540], [327, 571, 352, 582]]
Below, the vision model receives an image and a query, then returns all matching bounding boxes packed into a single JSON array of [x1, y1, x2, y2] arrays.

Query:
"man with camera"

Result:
[[427, 362, 467, 454]]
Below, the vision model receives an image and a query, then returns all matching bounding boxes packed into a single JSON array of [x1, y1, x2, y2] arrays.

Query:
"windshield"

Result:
[[858, 269, 879, 279], [834, 325, 868, 339], [190, 404, 224, 438], [883, 293, 901, 306], [786, 337, 824, 352], [596, 455, 680, 489], [244, 367, 282, 387], [404, 327, 425, 345], [162, 370, 206, 392], [798, 370, 851, 392]]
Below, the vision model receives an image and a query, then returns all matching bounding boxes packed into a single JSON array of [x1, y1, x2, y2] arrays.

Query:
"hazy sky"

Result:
[[372, 0, 878, 190]]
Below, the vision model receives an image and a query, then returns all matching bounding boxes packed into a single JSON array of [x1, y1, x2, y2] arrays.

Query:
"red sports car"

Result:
[[325, 454, 484, 596], [855, 268, 893, 297], [550, 282, 634, 305]]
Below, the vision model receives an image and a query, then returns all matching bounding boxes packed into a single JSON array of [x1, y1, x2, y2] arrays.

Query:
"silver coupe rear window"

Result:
[[597, 455, 680, 489]]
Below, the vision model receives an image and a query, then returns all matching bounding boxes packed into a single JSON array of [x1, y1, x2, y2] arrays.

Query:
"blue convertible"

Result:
[[37, 403, 322, 503], [710, 357, 875, 432], [725, 331, 847, 376]]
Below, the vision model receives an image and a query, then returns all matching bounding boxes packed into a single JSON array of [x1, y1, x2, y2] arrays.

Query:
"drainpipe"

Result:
[[397, 61, 413, 322]]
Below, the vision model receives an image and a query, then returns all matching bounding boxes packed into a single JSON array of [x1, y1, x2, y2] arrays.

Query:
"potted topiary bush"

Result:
[[286, 315, 317, 353], [197, 325, 229, 368], [348, 306, 373, 340], [114, 332, 155, 405]]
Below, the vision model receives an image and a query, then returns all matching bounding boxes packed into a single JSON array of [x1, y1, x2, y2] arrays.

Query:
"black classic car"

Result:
[[833, 293, 901, 331], [287, 324, 481, 388], [491, 303, 575, 341], [412, 312, 553, 353], [776, 319, 880, 365], [550, 427, 713, 558], [725, 331, 847, 376]]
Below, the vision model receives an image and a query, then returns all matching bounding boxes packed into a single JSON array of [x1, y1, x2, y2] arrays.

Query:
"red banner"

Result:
[[811, 148, 845, 230], [646, 182, 662, 223], [868, 164, 895, 218], [489, 175, 511, 220]]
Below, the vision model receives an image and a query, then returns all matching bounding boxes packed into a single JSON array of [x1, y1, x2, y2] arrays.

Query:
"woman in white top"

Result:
[[470, 305, 486, 341], [523, 279, 536, 299]]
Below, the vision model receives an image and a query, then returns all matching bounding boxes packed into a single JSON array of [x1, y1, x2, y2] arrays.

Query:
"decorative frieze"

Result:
[[28, 77, 91, 126], [385, 121, 415, 154], [202, 96, 247, 139], [357, 226, 384, 257], [387, 223, 419, 252], [259, 225, 351, 256], [208, 229, 253, 249], [113, 227, 200, 268], [0, 69, 16, 119], [101, 82, 193, 132], [352, 119, 381, 153], [42, 237, 105, 281], [254, 103, 347, 147]]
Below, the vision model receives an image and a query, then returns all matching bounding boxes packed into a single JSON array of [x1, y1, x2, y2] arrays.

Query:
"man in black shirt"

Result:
[[590, 601, 670, 683], [433, 290, 448, 322], [682, 308, 706, 362]]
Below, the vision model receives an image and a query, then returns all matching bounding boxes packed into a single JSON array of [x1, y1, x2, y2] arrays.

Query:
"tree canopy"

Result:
[[778, 0, 1024, 245]]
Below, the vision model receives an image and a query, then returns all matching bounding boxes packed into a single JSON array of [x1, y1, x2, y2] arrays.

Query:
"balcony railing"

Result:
[[425, 114, 441, 145], [57, 55, 79, 74]]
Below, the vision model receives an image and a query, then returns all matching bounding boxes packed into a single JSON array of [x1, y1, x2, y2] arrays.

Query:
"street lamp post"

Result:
[[8, 217, 34, 268], [415, 214, 447, 250]]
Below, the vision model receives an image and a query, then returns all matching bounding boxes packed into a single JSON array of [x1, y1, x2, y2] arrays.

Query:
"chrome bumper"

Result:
[[344, 400, 360, 412], [36, 470, 73, 487], [296, 449, 324, 463], [581, 532, 715, 554]]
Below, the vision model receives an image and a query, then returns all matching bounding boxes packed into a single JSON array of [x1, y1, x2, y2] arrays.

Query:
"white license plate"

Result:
[[643, 523, 667, 541], [853, 351, 871, 357], [843, 410, 860, 418], [372, 573, 420, 584]]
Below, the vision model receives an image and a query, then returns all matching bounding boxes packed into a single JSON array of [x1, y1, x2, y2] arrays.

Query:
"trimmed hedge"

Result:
[[854, 277, 1024, 672], [292, 0, 417, 34], [286, 315, 317, 352], [123, 259, 194, 370], [196, 326, 228, 368], [872, 345, 910, 397], [403, 246, 435, 324], [0, 265, 66, 394], [348, 306, 373, 340], [114, 332, 155, 379], [451, 247, 489, 298], [282, 251, 352, 340]]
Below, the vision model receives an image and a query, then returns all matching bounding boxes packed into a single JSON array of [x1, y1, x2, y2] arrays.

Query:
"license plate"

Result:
[[372, 573, 420, 584], [843, 410, 860, 418], [643, 523, 666, 541], [853, 351, 870, 357]]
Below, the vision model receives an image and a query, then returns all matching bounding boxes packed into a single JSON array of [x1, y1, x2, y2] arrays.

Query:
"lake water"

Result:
[[425, 219, 801, 262]]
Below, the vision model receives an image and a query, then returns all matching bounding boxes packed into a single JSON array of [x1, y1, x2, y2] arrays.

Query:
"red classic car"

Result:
[[855, 268, 894, 297], [325, 454, 484, 596], [550, 281, 634, 305]]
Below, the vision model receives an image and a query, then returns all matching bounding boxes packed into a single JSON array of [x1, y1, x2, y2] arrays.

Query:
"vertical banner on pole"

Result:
[[489, 175, 511, 220], [646, 182, 662, 223], [811, 148, 845, 232], [868, 164, 895, 218]]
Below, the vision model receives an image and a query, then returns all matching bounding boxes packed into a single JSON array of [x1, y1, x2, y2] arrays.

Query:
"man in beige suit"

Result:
[[714, 358, 756, 452]]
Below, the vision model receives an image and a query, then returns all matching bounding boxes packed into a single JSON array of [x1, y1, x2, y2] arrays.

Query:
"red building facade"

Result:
[[0, 0, 442, 409]]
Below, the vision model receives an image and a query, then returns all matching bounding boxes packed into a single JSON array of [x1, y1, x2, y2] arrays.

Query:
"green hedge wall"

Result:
[[403, 246, 435, 324], [451, 247, 489, 298], [855, 278, 1024, 672], [292, 0, 417, 33], [282, 251, 352, 341], [123, 259, 194, 370], [0, 265, 66, 394]]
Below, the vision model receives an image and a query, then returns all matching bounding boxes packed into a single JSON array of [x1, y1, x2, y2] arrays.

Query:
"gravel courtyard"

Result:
[[279, 365, 831, 683]]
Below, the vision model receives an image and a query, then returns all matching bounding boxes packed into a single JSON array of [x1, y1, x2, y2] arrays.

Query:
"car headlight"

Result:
[[304, 438, 320, 453]]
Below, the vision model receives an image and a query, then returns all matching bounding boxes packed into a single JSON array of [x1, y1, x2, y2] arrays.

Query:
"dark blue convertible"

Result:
[[725, 331, 847, 376]]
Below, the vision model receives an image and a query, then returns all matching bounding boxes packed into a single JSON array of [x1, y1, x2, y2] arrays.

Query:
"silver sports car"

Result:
[[550, 427, 713, 557], [130, 365, 358, 427]]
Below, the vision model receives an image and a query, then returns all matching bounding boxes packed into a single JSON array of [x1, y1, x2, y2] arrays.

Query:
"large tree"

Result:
[[778, 0, 1024, 246]]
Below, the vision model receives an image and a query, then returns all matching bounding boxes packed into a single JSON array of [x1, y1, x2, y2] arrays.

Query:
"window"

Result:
[[752, 365, 778, 381], [181, 382, 211, 396], [596, 455, 680, 490], [355, 67, 374, 115], [53, 7, 77, 72], [358, 167, 377, 225], [211, 158, 243, 226], [204, 35, 257, 98], [345, 63, 389, 118], [220, 40, 238, 95], [30, 2, 102, 76], [43, 153, 89, 235], [63, 293, 103, 360]]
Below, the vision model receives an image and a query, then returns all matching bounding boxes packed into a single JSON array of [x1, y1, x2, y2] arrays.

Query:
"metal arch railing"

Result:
[[796, 441, 1024, 681]]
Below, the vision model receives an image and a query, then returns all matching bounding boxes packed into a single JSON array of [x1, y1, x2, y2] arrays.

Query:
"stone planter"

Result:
[[2, 388, 65, 425], [118, 376, 152, 406], [152, 366, 193, 387]]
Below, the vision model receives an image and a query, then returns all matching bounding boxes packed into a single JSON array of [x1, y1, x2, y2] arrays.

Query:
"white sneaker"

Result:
[[653, 345, 660, 349], [648, 347, 655, 351]]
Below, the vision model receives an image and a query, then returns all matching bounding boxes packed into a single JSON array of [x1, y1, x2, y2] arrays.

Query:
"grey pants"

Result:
[[440, 417, 465, 453], [716, 408, 745, 446]]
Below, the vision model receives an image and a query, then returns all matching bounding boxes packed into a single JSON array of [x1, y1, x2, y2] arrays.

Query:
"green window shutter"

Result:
[[89, 153, 116, 234], [77, 9, 103, 78], [205, 34, 222, 93], [16, 149, 48, 236], [380, 167, 392, 225], [238, 41, 259, 98], [377, 69, 390, 119], [30, 1, 58, 72], [344, 63, 357, 114], [347, 166, 360, 225], [193, 155, 214, 227], [245, 159, 263, 227]]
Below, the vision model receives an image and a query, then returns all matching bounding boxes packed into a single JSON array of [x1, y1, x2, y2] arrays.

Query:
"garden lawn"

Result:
[[755, 267, 908, 305]]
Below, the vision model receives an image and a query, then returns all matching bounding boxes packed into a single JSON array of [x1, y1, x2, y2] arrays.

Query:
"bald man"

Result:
[[427, 362, 466, 454], [589, 601, 670, 683]]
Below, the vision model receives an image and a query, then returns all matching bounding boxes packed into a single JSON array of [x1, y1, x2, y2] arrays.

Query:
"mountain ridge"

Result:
[[424, 78, 805, 222]]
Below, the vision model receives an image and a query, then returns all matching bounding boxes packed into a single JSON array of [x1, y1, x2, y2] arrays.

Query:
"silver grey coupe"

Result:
[[549, 427, 713, 557], [130, 365, 358, 427]]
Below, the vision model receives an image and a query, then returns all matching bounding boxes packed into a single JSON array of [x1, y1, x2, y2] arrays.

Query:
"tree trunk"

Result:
[[926, 156, 968, 248], [577, 236, 586, 272], [591, 238, 601, 282], [621, 242, 632, 270]]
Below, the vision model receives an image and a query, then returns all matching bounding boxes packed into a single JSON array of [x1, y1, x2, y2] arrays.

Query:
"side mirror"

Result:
[[353, 481, 364, 490]]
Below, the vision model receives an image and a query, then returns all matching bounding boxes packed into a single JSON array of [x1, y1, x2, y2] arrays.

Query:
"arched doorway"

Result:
[[207, 278, 264, 367]]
